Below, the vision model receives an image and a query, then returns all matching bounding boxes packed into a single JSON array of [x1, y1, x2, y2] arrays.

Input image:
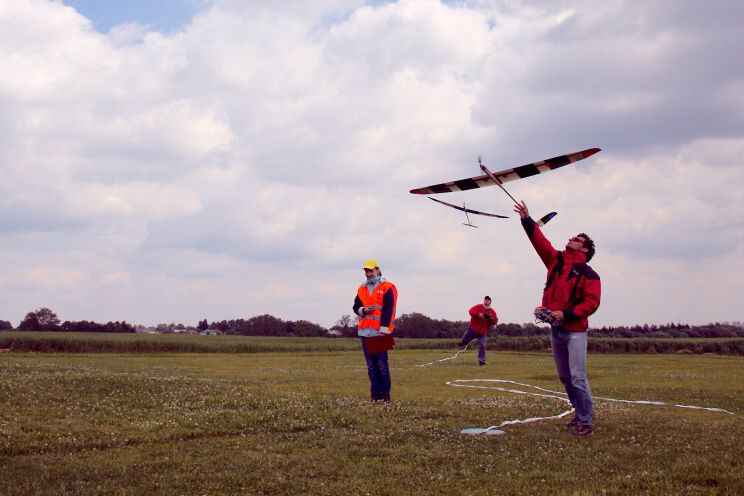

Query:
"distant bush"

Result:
[[591, 323, 744, 339], [394, 312, 463, 339], [61, 320, 135, 333], [207, 314, 327, 337], [18, 308, 60, 332], [394, 315, 743, 340]]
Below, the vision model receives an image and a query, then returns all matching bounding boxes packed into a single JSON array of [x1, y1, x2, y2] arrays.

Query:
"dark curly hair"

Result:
[[577, 233, 595, 262]]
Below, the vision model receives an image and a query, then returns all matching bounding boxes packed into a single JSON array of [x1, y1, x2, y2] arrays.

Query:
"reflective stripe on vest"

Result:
[[357, 282, 398, 332]]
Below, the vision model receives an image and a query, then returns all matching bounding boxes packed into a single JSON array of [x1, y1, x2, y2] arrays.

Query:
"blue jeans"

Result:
[[551, 326, 593, 425], [361, 338, 391, 400], [460, 327, 488, 364]]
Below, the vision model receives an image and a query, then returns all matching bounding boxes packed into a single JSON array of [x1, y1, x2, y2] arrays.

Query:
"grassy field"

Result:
[[0, 332, 366, 353], [1, 348, 742, 495], [2, 331, 743, 355]]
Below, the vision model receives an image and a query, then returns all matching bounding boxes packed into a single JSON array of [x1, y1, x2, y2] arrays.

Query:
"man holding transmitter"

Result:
[[353, 259, 398, 403], [515, 201, 601, 436], [458, 296, 498, 366]]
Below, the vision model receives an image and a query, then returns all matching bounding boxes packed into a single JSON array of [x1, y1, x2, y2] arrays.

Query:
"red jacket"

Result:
[[469, 304, 498, 335], [522, 217, 601, 332]]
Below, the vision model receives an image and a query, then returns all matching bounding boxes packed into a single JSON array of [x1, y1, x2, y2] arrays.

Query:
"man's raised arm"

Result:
[[515, 201, 558, 269]]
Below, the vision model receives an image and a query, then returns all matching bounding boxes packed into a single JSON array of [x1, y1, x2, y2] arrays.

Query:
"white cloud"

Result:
[[0, 0, 742, 327]]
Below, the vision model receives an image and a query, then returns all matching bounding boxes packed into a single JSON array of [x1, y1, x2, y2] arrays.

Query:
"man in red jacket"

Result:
[[458, 296, 498, 365], [516, 201, 601, 436]]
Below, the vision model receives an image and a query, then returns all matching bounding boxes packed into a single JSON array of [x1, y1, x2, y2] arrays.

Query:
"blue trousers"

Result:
[[551, 326, 593, 425], [361, 337, 391, 400], [459, 327, 487, 365]]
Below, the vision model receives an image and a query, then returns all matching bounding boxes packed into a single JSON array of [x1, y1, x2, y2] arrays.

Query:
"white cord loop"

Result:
[[415, 348, 734, 434]]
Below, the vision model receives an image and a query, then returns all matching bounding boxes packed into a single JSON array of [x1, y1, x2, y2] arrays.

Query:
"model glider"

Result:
[[428, 197, 558, 229], [428, 197, 508, 228], [409, 148, 601, 197]]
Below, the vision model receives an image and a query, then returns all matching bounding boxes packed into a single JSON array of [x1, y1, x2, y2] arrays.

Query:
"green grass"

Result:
[[0, 331, 364, 353], [2, 331, 744, 355], [1, 349, 742, 495]]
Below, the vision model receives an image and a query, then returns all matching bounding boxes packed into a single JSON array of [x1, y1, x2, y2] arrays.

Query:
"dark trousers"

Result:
[[459, 327, 488, 364], [361, 337, 391, 401]]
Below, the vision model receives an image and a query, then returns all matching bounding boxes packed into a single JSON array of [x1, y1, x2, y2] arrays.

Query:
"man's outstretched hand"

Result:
[[514, 201, 529, 219]]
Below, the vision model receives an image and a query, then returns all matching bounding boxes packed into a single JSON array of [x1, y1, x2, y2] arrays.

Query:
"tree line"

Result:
[[591, 322, 744, 339], [4, 307, 744, 339], [205, 315, 327, 337], [330, 313, 744, 339], [4, 308, 135, 333]]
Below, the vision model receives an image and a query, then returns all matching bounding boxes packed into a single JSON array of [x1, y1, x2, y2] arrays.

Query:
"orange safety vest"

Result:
[[357, 281, 398, 332]]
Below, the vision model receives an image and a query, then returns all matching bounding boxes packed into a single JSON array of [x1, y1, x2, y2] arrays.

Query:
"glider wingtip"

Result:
[[537, 211, 558, 226]]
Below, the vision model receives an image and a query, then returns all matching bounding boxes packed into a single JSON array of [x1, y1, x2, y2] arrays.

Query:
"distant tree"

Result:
[[19, 308, 61, 331], [62, 320, 88, 332], [0, 320, 12, 331], [287, 320, 328, 337], [228, 319, 247, 335], [59, 320, 134, 333], [244, 314, 285, 336], [393, 312, 432, 338], [394, 312, 461, 338], [210, 320, 230, 334], [331, 314, 356, 337], [335, 314, 352, 328], [103, 321, 135, 333], [197, 319, 209, 331]]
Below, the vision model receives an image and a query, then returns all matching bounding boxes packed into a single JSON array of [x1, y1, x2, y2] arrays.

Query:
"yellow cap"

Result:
[[362, 259, 379, 270]]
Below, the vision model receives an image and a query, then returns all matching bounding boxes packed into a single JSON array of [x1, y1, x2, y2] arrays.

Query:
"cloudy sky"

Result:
[[1, 0, 742, 328]]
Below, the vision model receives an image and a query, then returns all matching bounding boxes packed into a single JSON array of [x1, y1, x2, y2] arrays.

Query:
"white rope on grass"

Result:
[[448, 378, 733, 417], [591, 394, 733, 414], [414, 343, 471, 367], [448, 378, 575, 434], [414, 348, 734, 434]]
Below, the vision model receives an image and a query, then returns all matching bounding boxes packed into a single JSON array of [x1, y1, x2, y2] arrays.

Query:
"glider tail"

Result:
[[537, 212, 557, 227]]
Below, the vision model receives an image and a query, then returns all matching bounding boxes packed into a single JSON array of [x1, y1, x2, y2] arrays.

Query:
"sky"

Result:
[[61, 0, 207, 33], [1, 0, 742, 328]]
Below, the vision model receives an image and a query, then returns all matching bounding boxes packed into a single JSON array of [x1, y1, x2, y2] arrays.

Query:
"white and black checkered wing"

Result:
[[410, 148, 600, 195]]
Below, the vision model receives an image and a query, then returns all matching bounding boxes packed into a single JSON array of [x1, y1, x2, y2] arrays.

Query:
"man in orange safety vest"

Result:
[[353, 259, 398, 402]]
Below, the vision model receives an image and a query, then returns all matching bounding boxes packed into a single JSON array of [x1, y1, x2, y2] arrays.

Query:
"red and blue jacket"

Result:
[[522, 217, 601, 332], [469, 304, 498, 335]]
